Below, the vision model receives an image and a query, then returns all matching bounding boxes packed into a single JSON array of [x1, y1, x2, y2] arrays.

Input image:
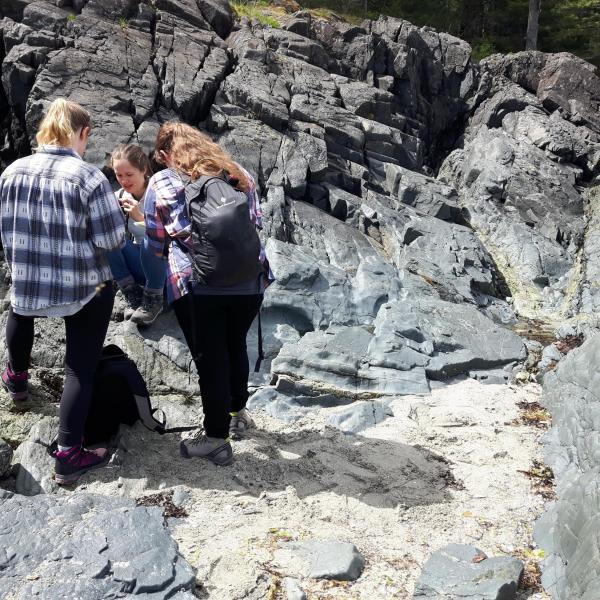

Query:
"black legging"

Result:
[[174, 293, 263, 439], [6, 283, 114, 446]]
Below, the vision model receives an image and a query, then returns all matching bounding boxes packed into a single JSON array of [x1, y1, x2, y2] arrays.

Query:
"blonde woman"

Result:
[[146, 122, 272, 465], [106, 144, 167, 325], [0, 98, 126, 484]]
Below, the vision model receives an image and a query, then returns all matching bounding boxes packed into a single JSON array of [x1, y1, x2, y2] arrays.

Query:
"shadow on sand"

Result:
[[87, 423, 458, 510]]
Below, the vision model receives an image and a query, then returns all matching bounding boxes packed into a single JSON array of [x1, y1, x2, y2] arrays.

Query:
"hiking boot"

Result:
[[179, 432, 233, 466], [229, 408, 255, 439], [2, 362, 29, 401], [130, 290, 163, 326], [54, 444, 109, 485], [121, 283, 143, 319]]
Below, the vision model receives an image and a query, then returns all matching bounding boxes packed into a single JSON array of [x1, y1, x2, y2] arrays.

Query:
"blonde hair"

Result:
[[36, 98, 91, 147], [155, 122, 250, 193], [110, 144, 153, 178]]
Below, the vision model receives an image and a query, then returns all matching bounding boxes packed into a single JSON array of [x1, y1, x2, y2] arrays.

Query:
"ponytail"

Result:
[[36, 98, 92, 148]]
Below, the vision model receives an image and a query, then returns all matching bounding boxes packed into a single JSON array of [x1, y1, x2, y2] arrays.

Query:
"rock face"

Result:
[[2, 5, 600, 598], [0, 1, 538, 406], [4, 0, 597, 408], [439, 52, 600, 318], [535, 334, 600, 599], [412, 543, 523, 600], [0, 492, 196, 599]]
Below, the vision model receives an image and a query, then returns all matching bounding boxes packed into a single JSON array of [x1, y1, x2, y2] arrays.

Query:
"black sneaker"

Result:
[[130, 290, 163, 326], [2, 362, 29, 401], [180, 432, 233, 466], [121, 284, 143, 319]]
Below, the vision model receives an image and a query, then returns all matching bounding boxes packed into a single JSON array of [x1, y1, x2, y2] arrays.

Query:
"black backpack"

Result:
[[184, 174, 264, 286], [48, 345, 194, 453], [83, 344, 171, 445]]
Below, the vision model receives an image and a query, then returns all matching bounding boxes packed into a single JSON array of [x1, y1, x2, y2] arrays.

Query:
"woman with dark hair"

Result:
[[107, 144, 167, 325], [0, 98, 126, 484], [145, 122, 272, 466]]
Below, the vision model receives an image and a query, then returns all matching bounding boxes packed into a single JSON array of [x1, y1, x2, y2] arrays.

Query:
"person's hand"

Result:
[[120, 195, 144, 222]]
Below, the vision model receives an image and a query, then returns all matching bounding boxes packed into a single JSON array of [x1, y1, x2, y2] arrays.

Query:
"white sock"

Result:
[[57, 444, 74, 452]]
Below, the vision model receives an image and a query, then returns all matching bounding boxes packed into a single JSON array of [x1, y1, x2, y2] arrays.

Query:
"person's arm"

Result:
[[144, 181, 170, 258], [88, 177, 126, 251]]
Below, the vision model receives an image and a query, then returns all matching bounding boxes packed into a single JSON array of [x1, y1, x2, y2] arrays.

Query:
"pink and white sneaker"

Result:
[[54, 445, 109, 485]]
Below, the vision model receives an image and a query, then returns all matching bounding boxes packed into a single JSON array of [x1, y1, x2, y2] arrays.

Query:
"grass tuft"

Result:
[[231, 0, 282, 28]]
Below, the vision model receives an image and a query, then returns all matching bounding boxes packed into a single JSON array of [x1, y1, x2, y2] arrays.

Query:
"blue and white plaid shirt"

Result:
[[0, 146, 125, 313]]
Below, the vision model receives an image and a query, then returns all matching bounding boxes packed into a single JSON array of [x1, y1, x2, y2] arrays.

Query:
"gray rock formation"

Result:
[[326, 399, 393, 433], [0, 492, 196, 599], [4, 2, 588, 413], [2, 5, 600, 598], [439, 51, 599, 318], [535, 334, 600, 599], [413, 543, 523, 599]]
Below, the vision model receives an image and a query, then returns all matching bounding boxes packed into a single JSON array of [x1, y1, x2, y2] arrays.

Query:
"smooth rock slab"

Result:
[[275, 540, 365, 581], [326, 400, 393, 433], [0, 493, 196, 599], [247, 385, 356, 422], [536, 334, 600, 599], [413, 543, 523, 600]]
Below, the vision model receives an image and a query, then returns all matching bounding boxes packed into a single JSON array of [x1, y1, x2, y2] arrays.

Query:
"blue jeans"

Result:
[[107, 238, 167, 293]]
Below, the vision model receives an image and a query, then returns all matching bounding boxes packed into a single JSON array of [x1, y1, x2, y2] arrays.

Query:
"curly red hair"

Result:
[[155, 122, 250, 193]]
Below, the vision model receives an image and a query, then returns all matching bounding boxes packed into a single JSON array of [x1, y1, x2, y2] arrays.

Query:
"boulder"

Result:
[[274, 540, 365, 581], [0, 492, 196, 598], [382, 163, 465, 223], [13, 416, 59, 496], [413, 543, 523, 599]]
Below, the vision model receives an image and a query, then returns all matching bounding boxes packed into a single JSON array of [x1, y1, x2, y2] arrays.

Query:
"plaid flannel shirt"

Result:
[[145, 167, 272, 304], [0, 146, 125, 312]]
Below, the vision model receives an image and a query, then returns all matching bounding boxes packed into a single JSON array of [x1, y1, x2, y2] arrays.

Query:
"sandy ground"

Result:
[[53, 378, 553, 600]]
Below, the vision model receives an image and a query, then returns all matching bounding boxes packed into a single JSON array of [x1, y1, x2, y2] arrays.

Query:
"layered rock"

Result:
[[536, 334, 600, 599], [0, 492, 196, 599], [2, 6, 600, 597], [1, 1, 598, 413], [439, 51, 600, 318]]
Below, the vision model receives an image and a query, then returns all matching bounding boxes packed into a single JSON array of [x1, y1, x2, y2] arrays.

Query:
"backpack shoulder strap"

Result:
[[184, 175, 220, 205]]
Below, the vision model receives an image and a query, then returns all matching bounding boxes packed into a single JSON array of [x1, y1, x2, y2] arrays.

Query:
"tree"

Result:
[[526, 0, 541, 49]]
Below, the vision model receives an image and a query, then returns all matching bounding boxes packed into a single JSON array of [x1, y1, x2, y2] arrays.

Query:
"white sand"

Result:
[[71, 378, 551, 599]]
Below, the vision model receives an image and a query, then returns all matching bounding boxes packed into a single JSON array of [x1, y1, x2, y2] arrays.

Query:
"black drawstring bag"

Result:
[[47, 344, 194, 454]]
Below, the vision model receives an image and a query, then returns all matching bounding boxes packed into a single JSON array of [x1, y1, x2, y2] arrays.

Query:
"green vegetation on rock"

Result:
[[232, 0, 282, 27]]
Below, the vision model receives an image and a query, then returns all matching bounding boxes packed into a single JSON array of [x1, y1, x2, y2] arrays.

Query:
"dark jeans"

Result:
[[174, 293, 263, 439], [6, 283, 114, 446]]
